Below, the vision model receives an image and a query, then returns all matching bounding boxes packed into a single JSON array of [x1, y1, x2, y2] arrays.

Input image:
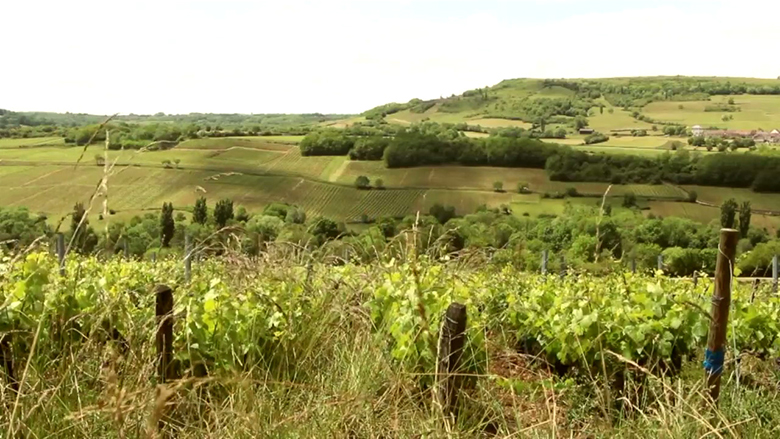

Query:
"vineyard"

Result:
[[1, 241, 780, 437]]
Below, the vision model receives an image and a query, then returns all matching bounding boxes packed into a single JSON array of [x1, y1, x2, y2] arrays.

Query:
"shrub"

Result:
[[354, 175, 370, 190]]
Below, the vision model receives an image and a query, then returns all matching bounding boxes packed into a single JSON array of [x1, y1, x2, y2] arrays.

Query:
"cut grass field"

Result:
[[0, 137, 65, 148], [642, 95, 780, 129], [681, 185, 780, 212]]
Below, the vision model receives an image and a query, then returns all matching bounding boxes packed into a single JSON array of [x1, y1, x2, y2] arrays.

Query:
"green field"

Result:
[[0, 137, 65, 148], [642, 95, 780, 129], [2, 131, 779, 229]]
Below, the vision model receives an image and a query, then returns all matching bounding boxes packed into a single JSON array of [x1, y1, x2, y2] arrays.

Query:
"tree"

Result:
[[94, 154, 105, 166], [374, 178, 385, 190], [70, 202, 98, 254], [573, 116, 588, 130], [720, 198, 738, 228], [162, 159, 172, 168], [214, 198, 234, 228], [687, 190, 698, 203], [728, 98, 735, 105], [173, 158, 181, 168], [429, 203, 456, 225], [193, 197, 208, 225], [160, 202, 175, 247], [622, 192, 637, 208], [493, 181, 504, 192], [738, 201, 751, 238], [236, 206, 250, 222], [517, 181, 530, 194], [354, 175, 370, 190]]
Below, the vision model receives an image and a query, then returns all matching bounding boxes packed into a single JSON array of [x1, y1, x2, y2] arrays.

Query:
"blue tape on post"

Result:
[[703, 348, 725, 374]]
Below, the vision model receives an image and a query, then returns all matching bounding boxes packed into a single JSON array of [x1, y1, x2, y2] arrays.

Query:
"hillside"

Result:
[[364, 76, 780, 132]]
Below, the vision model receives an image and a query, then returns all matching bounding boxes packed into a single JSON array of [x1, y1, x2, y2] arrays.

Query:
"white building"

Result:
[[691, 125, 704, 136]]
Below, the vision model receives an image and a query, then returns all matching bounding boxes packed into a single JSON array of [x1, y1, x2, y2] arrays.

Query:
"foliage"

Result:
[[193, 197, 208, 225], [160, 202, 175, 247], [584, 132, 609, 145], [721, 198, 738, 229], [739, 201, 752, 238], [214, 198, 234, 228], [299, 129, 355, 156], [354, 175, 371, 190]]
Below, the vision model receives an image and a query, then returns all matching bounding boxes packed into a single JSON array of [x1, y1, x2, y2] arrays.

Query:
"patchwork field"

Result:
[[1, 134, 778, 230], [681, 185, 780, 213], [642, 95, 780, 130], [0, 137, 65, 148]]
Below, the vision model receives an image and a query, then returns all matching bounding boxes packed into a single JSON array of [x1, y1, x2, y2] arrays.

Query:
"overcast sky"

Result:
[[3, 0, 779, 115]]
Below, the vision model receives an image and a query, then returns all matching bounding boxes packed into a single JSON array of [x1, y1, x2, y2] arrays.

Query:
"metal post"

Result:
[[704, 228, 739, 405], [56, 233, 65, 276], [773, 255, 778, 294], [541, 250, 548, 275], [184, 235, 192, 282]]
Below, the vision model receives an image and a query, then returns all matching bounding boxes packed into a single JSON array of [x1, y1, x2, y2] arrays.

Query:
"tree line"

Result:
[[2, 195, 778, 277]]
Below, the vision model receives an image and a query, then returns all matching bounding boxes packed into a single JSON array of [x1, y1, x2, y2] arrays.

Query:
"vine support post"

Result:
[[184, 235, 192, 283], [541, 250, 548, 275], [0, 333, 17, 394], [151, 252, 157, 263], [704, 228, 739, 405], [773, 255, 778, 294], [155, 284, 175, 383], [631, 258, 636, 274], [657, 254, 663, 272], [56, 233, 65, 276], [123, 238, 129, 259], [436, 303, 467, 420], [560, 254, 566, 278]]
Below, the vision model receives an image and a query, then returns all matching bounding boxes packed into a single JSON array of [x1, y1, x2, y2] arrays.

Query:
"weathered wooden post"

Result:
[[184, 235, 192, 283], [155, 284, 175, 383], [657, 254, 663, 272], [693, 271, 699, 288], [123, 238, 129, 259], [559, 254, 566, 278], [773, 255, 778, 294], [541, 250, 548, 275], [704, 228, 739, 405], [56, 233, 65, 276], [0, 334, 17, 393], [631, 258, 636, 274], [151, 252, 157, 263], [436, 303, 467, 419]]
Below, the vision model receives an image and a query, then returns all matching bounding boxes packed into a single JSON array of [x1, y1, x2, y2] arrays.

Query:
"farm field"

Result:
[[642, 95, 780, 129], [176, 137, 295, 151], [0, 164, 427, 223], [646, 200, 780, 231], [0, 136, 65, 148], [681, 185, 780, 213]]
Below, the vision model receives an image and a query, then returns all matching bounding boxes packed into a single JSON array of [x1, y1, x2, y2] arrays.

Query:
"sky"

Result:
[[3, 0, 780, 115]]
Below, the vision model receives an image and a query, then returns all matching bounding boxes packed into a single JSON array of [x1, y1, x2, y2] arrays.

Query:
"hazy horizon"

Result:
[[4, 0, 779, 115]]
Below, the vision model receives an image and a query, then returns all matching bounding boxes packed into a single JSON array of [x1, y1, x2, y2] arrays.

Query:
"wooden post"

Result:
[[704, 228, 739, 404], [56, 233, 65, 276], [541, 250, 548, 275], [123, 238, 129, 259], [151, 252, 157, 263], [437, 303, 467, 419], [0, 333, 17, 394], [773, 255, 778, 294], [657, 254, 663, 271], [155, 284, 175, 383], [560, 254, 566, 278], [693, 271, 699, 288], [631, 258, 636, 274], [184, 235, 192, 283]]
